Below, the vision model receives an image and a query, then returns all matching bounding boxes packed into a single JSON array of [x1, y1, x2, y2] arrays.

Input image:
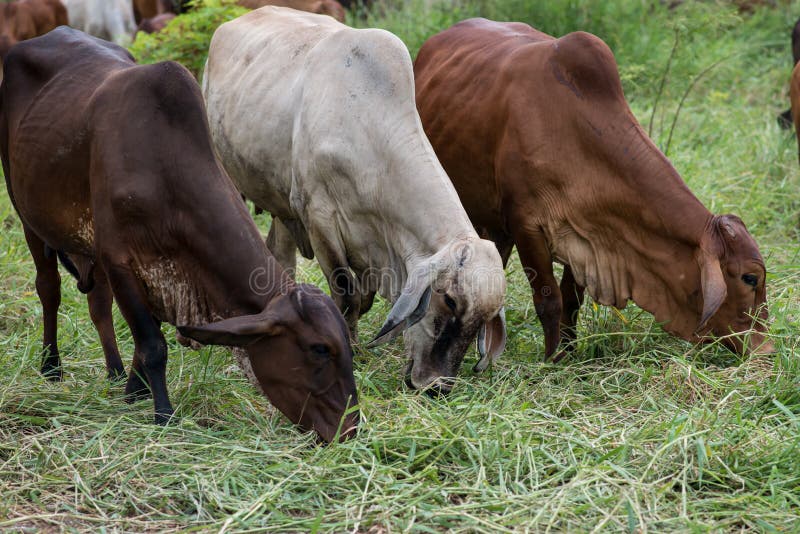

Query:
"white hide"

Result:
[[203, 7, 506, 389], [63, 0, 136, 47]]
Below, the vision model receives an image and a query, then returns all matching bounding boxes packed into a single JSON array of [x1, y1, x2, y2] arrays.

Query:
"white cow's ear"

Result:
[[474, 306, 507, 373], [368, 286, 432, 347]]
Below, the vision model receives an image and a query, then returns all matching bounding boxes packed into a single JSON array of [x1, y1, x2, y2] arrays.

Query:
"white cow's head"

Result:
[[371, 237, 507, 394]]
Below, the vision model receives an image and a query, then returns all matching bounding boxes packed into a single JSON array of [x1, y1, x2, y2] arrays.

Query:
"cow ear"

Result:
[[178, 311, 282, 348], [368, 285, 433, 347], [474, 307, 506, 373], [696, 250, 727, 333]]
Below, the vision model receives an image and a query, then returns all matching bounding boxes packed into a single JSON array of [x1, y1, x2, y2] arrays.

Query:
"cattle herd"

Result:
[[0, 3, 792, 443]]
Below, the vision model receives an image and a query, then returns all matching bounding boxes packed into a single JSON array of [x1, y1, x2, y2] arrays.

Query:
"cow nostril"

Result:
[[424, 383, 451, 399]]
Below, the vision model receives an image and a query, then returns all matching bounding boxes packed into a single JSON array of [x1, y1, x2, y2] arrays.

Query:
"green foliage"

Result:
[[129, 0, 248, 78], [2, 0, 799, 531]]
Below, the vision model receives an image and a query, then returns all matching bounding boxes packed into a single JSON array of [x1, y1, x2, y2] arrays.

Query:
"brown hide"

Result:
[[791, 61, 800, 163], [414, 19, 771, 358], [0, 0, 67, 58], [236, 0, 346, 22], [0, 27, 357, 442], [132, 0, 174, 23], [137, 12, 175, 33]]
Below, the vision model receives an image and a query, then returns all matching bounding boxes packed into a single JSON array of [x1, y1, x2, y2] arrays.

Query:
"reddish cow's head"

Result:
[[694, 215, 772, 354], [179, 284, 359, 443]]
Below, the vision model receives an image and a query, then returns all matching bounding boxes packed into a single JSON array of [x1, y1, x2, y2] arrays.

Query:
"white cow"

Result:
[[63, 0, 136, 47], [203, 7, 508, 393]]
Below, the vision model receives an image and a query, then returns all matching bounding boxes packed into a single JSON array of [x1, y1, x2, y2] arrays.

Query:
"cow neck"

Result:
[[547, 120, 713, 335]]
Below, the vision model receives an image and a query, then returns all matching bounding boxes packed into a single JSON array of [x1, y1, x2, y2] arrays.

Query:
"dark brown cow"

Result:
[[0, 0, 67, 58], [132, 0, 173, 23], [414, 19, 772, 360], [778, 16, 800, 129], [136, 11, 174, 33], [0, 27, 358, 442], [236, 0, 346, 22]]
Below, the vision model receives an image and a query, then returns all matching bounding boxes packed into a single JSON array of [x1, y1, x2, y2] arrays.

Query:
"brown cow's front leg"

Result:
[[23, 227, 62, 380], [87, 267, 126, 381], [510, 220, 563, 361], [105, 264, 173, 424], [558, 264, 585, 360]]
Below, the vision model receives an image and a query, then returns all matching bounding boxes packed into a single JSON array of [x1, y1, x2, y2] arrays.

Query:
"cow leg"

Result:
[[558, 264, 585, 356], [266, 217, 297, 277], [330, 268, 362, 340], [105, 264, 173, 424], [509, 220, 563, 361], [778, 108, 793, 129], [87, 267, 126, 381], [23, 227, 62, 380]]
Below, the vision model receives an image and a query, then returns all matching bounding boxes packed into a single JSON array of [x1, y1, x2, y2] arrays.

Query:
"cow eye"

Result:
[[310, 344, 331, 358], [741, 274, 758, 287], [444, 294, 457, 312]]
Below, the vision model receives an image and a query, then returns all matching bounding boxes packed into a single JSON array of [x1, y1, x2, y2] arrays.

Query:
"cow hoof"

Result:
[[154, 410, 176, 426], [550, 350, 569, 363], [41, 364, 63, 382], [124, 374, 151, 403], [107, 367, 127, 382]]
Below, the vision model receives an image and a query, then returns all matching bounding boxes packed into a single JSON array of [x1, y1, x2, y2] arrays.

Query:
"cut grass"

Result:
[[2, 0, 799, 531]]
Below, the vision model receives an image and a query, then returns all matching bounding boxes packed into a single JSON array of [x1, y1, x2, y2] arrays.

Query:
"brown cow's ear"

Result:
[[178, 311, 282, 348], [696, 249, 727, 333], [474, 307, 507, 373]]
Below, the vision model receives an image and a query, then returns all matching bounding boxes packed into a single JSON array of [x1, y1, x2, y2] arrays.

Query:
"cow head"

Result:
[[178, 284, 359, 443], [371, 237, 507, 394], [693, 214, 772, 354]]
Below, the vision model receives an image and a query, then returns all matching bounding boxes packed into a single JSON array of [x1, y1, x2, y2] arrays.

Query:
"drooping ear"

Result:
[[177, 311, 282, 348], [368, 285, 433, 347], [695, 249, 727, 333], [474, 307, 507, 373]]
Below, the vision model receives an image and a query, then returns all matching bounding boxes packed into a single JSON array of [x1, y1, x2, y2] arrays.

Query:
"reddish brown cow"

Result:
[[790, 61, 800, 162], [778, 17, 800, 129], [0, 27, 358, 442], [236, 0, 346, 22], [414, 19, 772, 360], [0, 0, 67, 59]]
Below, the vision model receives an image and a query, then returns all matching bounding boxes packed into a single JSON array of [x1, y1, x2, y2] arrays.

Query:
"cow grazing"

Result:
[[137, 12, 175, 34], [414, 19, 772, 359], [778, 16, 800, 129], [236, 0, 346, 22], [62, 0, 136, 46], [203, 7, 507, 394], [0, 0, 67, 69], [0, 27, 358, 443], [790, 61, 800, 162]]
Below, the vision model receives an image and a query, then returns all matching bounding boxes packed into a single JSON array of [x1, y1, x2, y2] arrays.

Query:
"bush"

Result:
[[129, 0, 248, 78]]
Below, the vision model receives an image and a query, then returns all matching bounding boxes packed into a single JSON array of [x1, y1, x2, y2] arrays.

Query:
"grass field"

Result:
[[2, 0, 799, 531]]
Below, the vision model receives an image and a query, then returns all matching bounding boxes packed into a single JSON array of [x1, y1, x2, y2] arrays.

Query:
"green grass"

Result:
[[2, 0, 800, 531]]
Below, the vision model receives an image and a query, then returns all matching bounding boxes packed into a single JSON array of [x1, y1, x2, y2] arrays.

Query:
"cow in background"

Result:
[[236, 0, 346, 22], [62, 0, 136, 46], [778, 17, 800, 129], [132, 0, 174, 23], [415, 19, 773, 360], [136, 11, 175, 33]]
